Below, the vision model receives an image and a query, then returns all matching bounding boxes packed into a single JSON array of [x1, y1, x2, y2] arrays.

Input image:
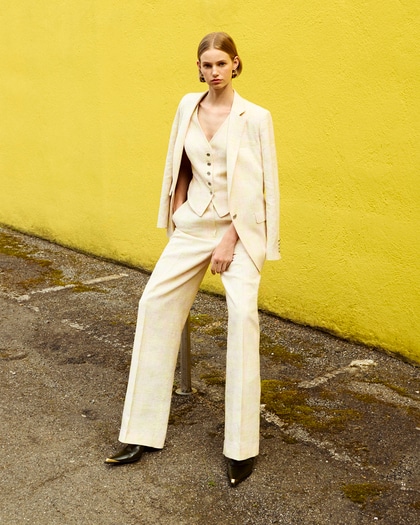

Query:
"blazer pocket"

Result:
[[172, 200, 188, 220], [255, 210, 266, 223]]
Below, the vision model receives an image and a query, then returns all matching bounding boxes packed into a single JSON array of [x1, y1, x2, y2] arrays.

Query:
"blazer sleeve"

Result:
[[156, 102, 181, 229], [260, 111, 280, 260]]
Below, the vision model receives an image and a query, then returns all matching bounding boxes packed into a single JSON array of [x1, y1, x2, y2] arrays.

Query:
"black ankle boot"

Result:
[[105, 444, 145, 465], [227, 456, 256, 487]]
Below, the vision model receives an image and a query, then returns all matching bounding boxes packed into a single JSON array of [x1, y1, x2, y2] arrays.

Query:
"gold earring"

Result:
[[232, 69, 238, 78]]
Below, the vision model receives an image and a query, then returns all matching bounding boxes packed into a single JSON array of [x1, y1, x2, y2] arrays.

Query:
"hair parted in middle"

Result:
[[197, 32, 243, 77]]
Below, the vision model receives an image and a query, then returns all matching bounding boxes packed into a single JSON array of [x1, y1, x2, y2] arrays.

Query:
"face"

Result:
[[197, 48, 239, 89]]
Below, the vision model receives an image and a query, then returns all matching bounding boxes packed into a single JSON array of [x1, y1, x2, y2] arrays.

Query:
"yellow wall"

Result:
[[1, 1, 419, 361]]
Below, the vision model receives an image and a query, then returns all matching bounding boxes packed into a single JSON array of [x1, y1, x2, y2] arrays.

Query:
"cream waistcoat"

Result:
[[184, 108, 230, 218]]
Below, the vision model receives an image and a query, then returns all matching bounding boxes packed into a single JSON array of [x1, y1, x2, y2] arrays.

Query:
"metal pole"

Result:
[[175, 314, 197, 395]]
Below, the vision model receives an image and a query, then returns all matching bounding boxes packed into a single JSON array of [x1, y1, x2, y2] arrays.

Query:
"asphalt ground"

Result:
[[0, 225, 419, 525]]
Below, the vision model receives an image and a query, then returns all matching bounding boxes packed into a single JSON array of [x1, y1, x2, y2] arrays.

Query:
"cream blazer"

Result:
[[157, 91, 280, 271]]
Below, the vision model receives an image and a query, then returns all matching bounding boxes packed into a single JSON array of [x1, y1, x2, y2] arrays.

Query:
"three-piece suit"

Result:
[[119, 91, 280, 461]]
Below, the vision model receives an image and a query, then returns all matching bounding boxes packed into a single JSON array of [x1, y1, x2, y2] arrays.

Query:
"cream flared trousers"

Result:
[[119, 202, 261, 460]]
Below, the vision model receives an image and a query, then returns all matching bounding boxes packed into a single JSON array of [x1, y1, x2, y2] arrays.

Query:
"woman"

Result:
[[105, 32, 280, 488]]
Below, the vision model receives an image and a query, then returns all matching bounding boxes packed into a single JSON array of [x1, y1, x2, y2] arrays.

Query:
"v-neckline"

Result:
[[196, 107, 230, 144]]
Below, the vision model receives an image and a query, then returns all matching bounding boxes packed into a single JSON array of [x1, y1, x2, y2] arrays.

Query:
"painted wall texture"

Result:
[[0, 1, 419, 361]]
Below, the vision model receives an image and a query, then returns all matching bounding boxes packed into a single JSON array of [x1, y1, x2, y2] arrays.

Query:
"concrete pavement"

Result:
[[0, 225, 419, 524]]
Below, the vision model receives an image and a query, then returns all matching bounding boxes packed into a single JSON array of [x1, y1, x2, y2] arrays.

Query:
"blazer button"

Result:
[[232, 213, 237, 219]]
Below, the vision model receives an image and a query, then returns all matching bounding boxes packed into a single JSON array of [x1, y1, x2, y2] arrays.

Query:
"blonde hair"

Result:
[[197, 32, 243, 76]]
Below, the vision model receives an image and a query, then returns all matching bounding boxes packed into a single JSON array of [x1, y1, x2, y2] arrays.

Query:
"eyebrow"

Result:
[[201, 60, 227, 65]]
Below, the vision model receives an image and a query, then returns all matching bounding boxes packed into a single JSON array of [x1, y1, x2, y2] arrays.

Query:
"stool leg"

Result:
[[176, 314, 196, 395]]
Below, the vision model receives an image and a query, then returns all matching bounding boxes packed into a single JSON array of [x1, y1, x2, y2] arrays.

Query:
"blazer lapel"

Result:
[[226, 91, 247, 192], [172, 92, 207, 184]]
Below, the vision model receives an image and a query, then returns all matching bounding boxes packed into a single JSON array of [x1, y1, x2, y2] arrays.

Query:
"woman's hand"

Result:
[[211, 224, 239, 274]]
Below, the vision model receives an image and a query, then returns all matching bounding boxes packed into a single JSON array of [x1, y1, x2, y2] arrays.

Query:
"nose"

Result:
[[212, 66, 218, 76]]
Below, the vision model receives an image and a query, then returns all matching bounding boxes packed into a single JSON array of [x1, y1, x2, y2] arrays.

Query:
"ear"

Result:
[[196, 60, 201, 72], [233, 55, 240, 69]]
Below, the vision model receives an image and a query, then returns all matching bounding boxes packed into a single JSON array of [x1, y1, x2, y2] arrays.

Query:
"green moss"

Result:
[[260, 333, 304, 367], [318, 390, 336, 401], [47, 268, 68, 286], [261, 379, 361, 432], [369, 377, 410, 397], [200, 370, 225, 386], [0, 233, 55, 271], [190, 313, 214, 327], [1, 231, 110, 293], [281, 434, 299, 444], [346, 440, 369, 454], [18, 267, 68, 291], [349, 391, 382, 405], [341, 482, 388, 506], [71, 283, 107, 293], [204, 326, 225, 336], [0, 232, 34, 259], [189, 313, 227, 345], [109, 317, 136, 327], [0, 232, 72, 289]]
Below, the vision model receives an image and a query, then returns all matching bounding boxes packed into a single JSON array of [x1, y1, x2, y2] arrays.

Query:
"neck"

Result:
[[205, 84, 235, 106]]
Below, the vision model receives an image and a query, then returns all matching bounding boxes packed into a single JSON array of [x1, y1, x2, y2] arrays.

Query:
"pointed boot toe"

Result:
[[227, 457, 256, 487], [105, 444, 145, 465]]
